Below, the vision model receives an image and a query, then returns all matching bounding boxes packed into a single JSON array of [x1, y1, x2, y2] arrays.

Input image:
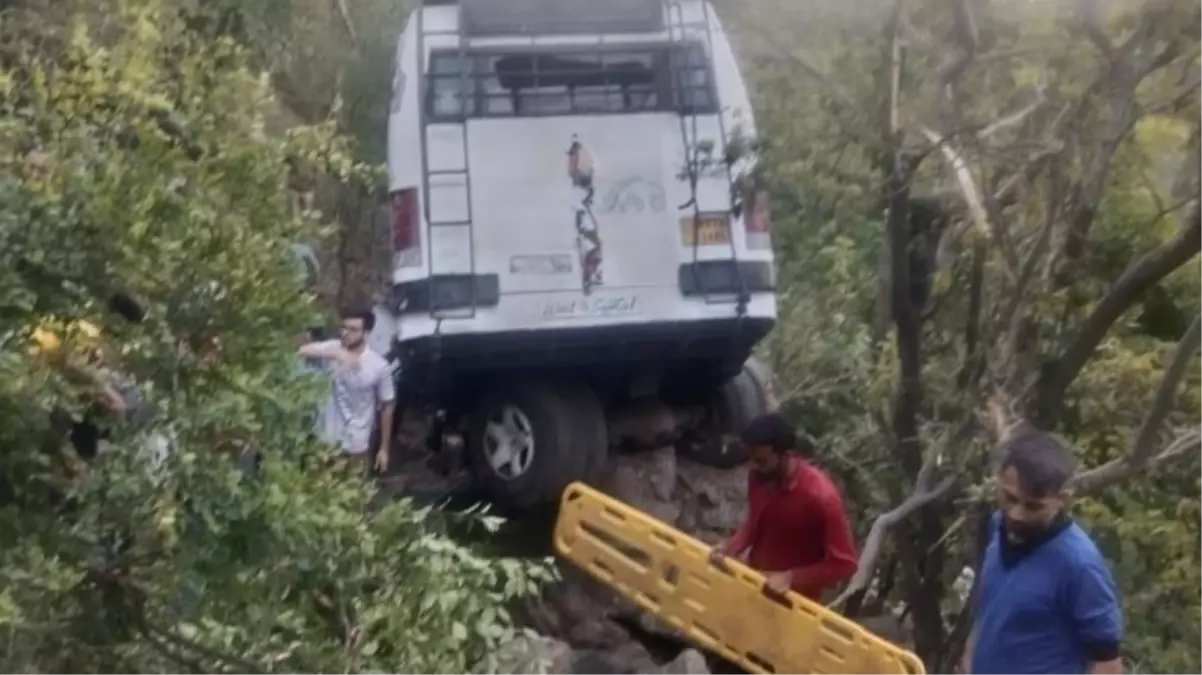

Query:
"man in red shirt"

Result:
[[708, 413, 859, 601]]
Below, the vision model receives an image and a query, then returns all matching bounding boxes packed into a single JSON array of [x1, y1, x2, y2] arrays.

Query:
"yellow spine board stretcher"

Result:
[[553, 482, 926, 675]]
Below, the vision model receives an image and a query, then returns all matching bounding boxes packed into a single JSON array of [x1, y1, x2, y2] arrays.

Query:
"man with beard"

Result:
[[965, 430, 1123, 674], [298, 306, 395, 476], [707, 413, 858, 601]]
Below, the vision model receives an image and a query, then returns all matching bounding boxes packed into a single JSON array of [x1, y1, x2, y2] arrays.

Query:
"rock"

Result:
[[510, 446, 748, 674], [631, 612, 689, 644], [569, 641, 657, 674], [490, 629, 662, 674], [390, 437, 747, 672], [527, 564, 641, 645], [604, 446, 680, 525], [609, 398, 681, 450], [569, 649, 626, 674], [656, 648, 711, 674], [673, 457, 748, 543], [602, 445, 748, 540], [858, 614, 914, 649]]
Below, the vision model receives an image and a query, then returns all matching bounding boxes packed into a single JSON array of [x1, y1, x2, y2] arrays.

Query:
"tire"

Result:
[[465, 379, 608, 511], [560, 383, 611, 486], [679, 356, 775, 469]]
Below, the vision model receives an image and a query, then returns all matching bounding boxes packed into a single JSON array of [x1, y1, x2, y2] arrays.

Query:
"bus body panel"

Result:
[[387, 1, 775, 351]]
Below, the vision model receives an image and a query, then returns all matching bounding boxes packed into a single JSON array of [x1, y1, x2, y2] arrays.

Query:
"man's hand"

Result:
[[707, 544, 729, 567], [374, 446, 390, 474], [98, 384, 128, 414], [764, 570, 792, 595]]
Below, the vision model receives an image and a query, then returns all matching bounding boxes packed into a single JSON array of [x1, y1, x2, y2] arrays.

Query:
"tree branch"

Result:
[[833, 411, 979, 611], [919, 128, 991, 243], [1077, 0, 1114, 56], [330, 0, 362, 56], [139, 618, 266, 674], [977, 83, 1047, 140], [1071, 315, 1202, 495], [831, 472, 957, 609], [940, 0, 979, 90], [1060, 0, 1192, 267], [1034, 211, 1201, 425], [884, 6, 927, 478], [918, 127, 1023, 279]]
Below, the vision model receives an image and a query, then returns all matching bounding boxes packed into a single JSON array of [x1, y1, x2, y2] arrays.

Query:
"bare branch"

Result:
[[939, 0, 979, 88], [331, 0, 362, 56], [834, 411, 979, 611], [1034, 211, 1201, 424], [1071, 315, 1202, 495], [831, 473, 957, 609], [1060, 0, 1194, 267], [977, 84, 1047, 140], [920, 128, 989, 238], [882, 8, 925, 474], [1077, 0, 1114, 56], [1073, 428, 1201, 497], [1142, 77, 1201, 117], [919, 128, 1020, 276]]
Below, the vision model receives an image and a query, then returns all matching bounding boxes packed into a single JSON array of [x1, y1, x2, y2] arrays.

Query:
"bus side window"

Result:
[[671, 42, 716, 114], [479, 60, 516, 116], [426, 52, 477, 119]]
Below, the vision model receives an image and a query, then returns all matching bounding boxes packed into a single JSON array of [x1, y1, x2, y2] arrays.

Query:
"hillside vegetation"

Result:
[[1, 0, 1199, 672]]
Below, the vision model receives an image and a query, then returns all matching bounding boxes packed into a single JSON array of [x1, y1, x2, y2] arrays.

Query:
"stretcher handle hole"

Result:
[[707, 554, 733, 576], [745, 651, 776, 673], [761, 585, 793, 610]]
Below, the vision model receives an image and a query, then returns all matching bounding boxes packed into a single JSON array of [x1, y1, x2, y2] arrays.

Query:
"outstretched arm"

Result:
[[298, 340, 360, 368]]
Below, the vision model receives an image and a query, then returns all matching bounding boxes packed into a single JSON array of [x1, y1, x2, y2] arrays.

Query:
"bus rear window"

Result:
[[425, 43, 715, 120]]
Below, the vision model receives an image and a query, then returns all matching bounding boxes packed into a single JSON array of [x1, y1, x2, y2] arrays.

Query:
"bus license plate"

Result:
[[679, 215, 731, 246]]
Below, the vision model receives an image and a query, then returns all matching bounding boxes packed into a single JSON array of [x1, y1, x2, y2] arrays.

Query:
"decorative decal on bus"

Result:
[[597, 177, 668, 215], [540, 295, 640, 320], [567, 134, 603, 294]]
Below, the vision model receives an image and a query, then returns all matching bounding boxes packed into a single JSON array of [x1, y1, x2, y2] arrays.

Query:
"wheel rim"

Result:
[[483, 405, 535, 481]]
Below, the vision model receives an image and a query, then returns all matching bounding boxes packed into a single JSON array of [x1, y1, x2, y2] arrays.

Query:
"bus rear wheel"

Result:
[[465, 378, 608, 511], [679, 356, 776, 469]]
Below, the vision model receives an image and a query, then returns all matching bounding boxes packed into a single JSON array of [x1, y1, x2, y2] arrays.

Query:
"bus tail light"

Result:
[[390, 188, 422, 268]]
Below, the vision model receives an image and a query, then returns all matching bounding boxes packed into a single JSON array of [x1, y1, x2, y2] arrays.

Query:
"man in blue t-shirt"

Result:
[[965, 430, 1124, 675]]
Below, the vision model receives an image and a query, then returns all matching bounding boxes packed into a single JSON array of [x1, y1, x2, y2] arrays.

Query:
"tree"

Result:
[[0, 1, 547, 672], [726, 0, 1201, 669]]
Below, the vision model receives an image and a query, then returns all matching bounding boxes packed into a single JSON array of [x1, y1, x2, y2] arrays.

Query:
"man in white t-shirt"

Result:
[[298, 307, 396, 475]]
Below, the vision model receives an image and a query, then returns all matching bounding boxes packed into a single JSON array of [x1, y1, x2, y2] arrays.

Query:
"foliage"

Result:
[[730, 0, 1201, 670], [0, 1, 547, 672]]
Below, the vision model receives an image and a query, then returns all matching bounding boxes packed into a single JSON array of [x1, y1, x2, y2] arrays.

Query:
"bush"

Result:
[[0, 1, 549, 671]]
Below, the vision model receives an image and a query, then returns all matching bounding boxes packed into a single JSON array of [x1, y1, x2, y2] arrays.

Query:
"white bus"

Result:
[[386, 0, 777, 509]]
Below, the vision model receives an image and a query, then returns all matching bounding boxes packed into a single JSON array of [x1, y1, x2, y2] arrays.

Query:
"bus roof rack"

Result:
[[460, 0, 664, 36]]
